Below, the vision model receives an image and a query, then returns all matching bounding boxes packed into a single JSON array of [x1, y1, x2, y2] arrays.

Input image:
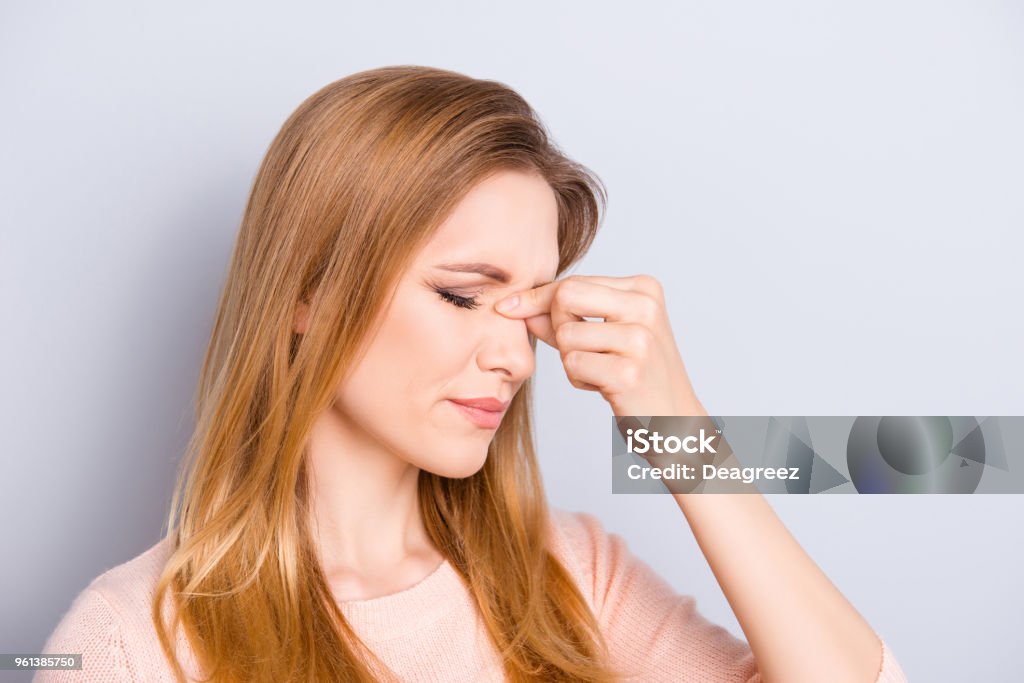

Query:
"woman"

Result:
[[39, 65, 908, 682]]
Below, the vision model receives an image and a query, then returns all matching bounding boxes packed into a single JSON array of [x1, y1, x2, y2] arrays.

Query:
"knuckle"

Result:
[[636, 273, 663, 299], [554, 323, 573, 349], [555, 278, 579, 305], [628, 325, 651, 356], [619, 359, 641, 388], [637, 296, 659, 325]]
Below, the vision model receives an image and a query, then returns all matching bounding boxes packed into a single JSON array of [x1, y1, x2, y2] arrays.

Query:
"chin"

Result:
[[419, 449, 489, 479]]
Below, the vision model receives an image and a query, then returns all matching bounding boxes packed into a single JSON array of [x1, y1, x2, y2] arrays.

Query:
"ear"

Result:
[[293, 300, 311, 335]]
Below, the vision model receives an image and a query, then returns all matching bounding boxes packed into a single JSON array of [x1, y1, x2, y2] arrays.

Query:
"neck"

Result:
[[305, 403, 438, 577]]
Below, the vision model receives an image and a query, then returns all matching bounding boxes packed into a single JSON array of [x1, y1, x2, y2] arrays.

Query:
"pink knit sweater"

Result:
[[37, 509, 908, 682]]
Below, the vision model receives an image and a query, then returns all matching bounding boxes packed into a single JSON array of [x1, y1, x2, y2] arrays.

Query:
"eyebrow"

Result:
[[434, 262, 553, 288]]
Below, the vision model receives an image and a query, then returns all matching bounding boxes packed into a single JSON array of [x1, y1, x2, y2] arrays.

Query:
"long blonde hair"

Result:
[[153, 65, 620, 682]]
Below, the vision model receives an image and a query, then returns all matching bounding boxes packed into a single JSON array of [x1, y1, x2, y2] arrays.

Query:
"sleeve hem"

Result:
[[875, 635, 909, 683]]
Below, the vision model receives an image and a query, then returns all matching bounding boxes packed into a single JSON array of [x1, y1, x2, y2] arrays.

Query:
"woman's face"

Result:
[[329, 169, 561, 478]]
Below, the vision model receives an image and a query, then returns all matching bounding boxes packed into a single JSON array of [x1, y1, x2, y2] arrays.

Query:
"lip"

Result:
[[448, 397, 510, 429]]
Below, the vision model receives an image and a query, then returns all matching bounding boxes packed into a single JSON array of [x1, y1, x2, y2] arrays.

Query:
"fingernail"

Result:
[[496, 295, 519, 312]]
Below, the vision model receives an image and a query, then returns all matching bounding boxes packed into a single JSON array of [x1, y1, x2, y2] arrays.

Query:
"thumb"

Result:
[[495, 280, 557, 318]]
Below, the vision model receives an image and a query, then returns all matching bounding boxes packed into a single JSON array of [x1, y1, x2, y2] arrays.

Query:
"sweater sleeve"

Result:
[[33, 587, 132, 683], [553, 510, 910, 683]]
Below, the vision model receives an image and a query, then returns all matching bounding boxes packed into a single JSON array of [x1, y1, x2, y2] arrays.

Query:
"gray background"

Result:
[[2, 1, 1022, 681]]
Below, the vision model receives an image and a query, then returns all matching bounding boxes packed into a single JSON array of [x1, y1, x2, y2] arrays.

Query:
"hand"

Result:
[[494, 274, 707, 417]]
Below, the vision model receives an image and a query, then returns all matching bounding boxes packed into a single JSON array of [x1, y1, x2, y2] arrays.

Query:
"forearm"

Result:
[[672, 492, 883, 683]]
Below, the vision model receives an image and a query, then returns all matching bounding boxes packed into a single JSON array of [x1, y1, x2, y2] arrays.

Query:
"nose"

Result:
[[476, 310, 536, 382]]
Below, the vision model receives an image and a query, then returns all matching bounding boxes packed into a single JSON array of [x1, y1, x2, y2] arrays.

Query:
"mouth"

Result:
[[448, 397, 510, 430]]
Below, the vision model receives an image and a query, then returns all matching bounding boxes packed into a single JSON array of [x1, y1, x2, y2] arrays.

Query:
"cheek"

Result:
[[389, 293, 471, 385], [339, 292, 472, 412], [329, 290, 495, 476]]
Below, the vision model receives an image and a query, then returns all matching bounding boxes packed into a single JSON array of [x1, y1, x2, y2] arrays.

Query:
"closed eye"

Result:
[[435, 288, 481, 310]]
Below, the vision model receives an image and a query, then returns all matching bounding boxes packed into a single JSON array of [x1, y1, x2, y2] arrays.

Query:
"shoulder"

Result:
[[545, 507, 638, 612], [544, 509, 761, 681], [546, 506, 635, 564], [545, 507, 692, 619], [546, 507, 613, 562], [50, 534, 174, 633], [38, 536, 179, 682], [85, 534, 176, 621]]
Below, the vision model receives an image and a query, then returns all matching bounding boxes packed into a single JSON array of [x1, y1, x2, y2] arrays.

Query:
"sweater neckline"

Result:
[[335, 557, 466, 641]]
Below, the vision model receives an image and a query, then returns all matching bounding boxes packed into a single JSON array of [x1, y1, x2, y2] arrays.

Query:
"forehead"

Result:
[[417, 169, 561, 278]]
